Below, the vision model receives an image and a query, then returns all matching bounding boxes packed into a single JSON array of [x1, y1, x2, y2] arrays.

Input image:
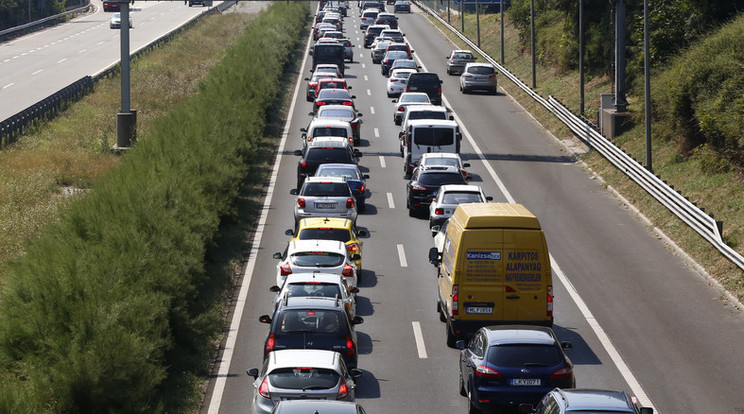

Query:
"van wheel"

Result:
[[468, 402, 481, 414], [438, 304, 446, 322], [446, 324, 457, 348]]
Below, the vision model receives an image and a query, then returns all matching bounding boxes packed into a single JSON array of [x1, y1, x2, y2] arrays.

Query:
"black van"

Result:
[[312, 43, 346, 76], [406, 72, 443, 105]]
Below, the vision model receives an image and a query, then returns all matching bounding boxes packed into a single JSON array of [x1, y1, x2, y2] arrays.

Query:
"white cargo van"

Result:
[[402, 119, 461, 175]]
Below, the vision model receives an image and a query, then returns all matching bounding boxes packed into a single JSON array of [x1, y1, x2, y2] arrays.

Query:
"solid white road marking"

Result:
[[387, 192, 395, 208], [380, 156, 386, 168], [412, 321, 428, 358], [374, 128, 379, 138], [397, 244, 407, 267]]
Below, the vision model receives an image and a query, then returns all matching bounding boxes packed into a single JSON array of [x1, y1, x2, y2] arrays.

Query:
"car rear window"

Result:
[[312, 127, 348, 138], [279, 310, 347, 334], [306, 148, 352, 163], [385, 51, 409, 59], [468, 66, 496, 75], [318, 108, 354, 119], [422, 157, 459, 168], [316, 167, 361, 180], [401, 94, 430, 103], [408, 111, 447, 121], [290, 252, 345, 267], [268, 367, 340, 389], [410, 73, 440, 83], [453, 52, 473, 59], [298, 228, 352, 242], [286, 282, 344, 299], [442, 192, 482, 204], [317, 89, 352, 99], [412, 127, 454, 146], [486, 344, 564, 368], [301, 182, 351, 196], [418, 172, 466, 186]]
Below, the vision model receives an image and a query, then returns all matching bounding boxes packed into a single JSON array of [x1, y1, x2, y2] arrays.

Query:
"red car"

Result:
[[314, 78, 351, 100]]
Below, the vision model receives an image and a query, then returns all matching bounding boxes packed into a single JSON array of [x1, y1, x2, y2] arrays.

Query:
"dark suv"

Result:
[[406, 72, 443, 105], [259, 296, 364, 369], [374, 12, 398, 29], [364, 25, 390, 48], [406, 165, 466, 216], [295, 138, 362, 190], [530, 388, 654, 414]]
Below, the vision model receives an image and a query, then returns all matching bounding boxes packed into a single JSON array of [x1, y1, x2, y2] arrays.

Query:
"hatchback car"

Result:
[[306, 72, 338, 102], [314, 105, 364, 145], [406, 165, 467, 216], [374, 12, 398, 29], [247, 349, 362, 414], [417, 152, 470, 178], [359, 9, 379, 30], [460, 62, 498, 94], [380, 50, 410, 76], [370, 41, 391, 64], [456, 325, 575, 413], [290, 177, 358, 225], [270, 272, 358, 317], [109, 12, 132, 29], [389, 58, 420, 73], [386, 42, 413, 59], [379, 28, 405, 43], [364, 24, 391, 48], [446, 49, 476, 75], [529, 388, 654, 414], [315, 163, 370, 212], [295, 138, 362, 190], [270, 400, 368, 414], [314, 89, 356, 114], [394, 0, 411, 12], [314, 78, 352, 101], [287, 217, 367, 270], [273, 239, 360, 288], [386, 68, 417, 97], [258, 297, 364, 368], [392, 92, 431, 125], [301, 119, 354, 151], [428, 184, 491, 230], [405, 72, 443, 105]]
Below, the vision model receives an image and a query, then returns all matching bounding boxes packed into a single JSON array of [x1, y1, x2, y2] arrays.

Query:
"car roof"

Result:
[[317, 88, 352, 98], [556, 389, 637, 412], [289, 239, 347, 253], [306, 137, 350, 148], [439, 184, 480, 193], [419, 165, 462, 174], [297, 217, 354, 229], [482, 325, 558, 345], [421, 152, 461, 160], [273, 400, 361, 414], [317, 163, 361, 171], [308, 118, 352, 128], [282, 295, 346, 311], [407, 119, 458, 127], [405, 105, 448, 113], [464, 62, 495, 69], [303, 176, 349, 184], [267, 349, 340, 370]]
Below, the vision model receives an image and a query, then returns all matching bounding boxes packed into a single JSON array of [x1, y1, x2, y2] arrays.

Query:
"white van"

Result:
[[300, 119, 354, 151], [402, 119, 461, 175]]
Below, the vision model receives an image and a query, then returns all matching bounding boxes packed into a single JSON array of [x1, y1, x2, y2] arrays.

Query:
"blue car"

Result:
[[314, 163, 370, 212], [456, 325, 575, 413]]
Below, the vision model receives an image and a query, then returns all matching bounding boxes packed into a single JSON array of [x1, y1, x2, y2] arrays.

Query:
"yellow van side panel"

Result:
[[501, 229, 551, 322]]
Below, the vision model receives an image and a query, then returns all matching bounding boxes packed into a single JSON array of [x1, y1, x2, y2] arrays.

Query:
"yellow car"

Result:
[[287, 217, 367, 272]]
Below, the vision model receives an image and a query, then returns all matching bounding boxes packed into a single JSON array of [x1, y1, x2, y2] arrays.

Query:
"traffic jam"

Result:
[[243, 2, 655, 414]]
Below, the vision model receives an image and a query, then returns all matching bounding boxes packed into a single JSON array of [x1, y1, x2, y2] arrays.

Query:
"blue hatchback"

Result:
[[314, 163, 370, 212], [456, 325, 575, 413]]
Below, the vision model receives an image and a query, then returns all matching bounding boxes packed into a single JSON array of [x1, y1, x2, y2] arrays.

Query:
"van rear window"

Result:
[[413, 128, 454, 146], [314, 45, 344, 57], [408, 111, 447, 121], [313, 127, 348, 138]]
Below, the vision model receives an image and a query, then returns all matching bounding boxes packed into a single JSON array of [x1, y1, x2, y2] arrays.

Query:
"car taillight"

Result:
[[411, 183, 426, 191], [347, 243, 359, 253], [297, 198, 306, 208], [264, 333, 275, 355], [475, 365, 501, 378], [342, 102, 353, 106], [300, 161, 307, 168], [435, 208, 444, 215], [397, 107, 405, 111], [346, 198, 354, 208], [452, 284, 459, 316], [342, 263, 354, 278], [547, 285, 553, 317], [390, 77, 398, 82], [358, 184, 365, 192], [337, 379, 349, 399], [489, 75, 496, 79], [345, 334, 355, 355], [463, 74, 472, 78], [307, 136, 312, 142], [258, 376, 271, 398], [316, 101, 326, 106], [550, 366, 573, 379], [280, 262, 292, 277], [438, 86, 442, 95], [406, 86, 410, 92]]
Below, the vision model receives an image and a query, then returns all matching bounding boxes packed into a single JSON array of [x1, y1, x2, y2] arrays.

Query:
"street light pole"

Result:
[[530, 0, 536, 88], [500, 0, 504, 64], [644, 0, 652, 171], [579, 0, 584, 115], [476, 0, 480, 47]]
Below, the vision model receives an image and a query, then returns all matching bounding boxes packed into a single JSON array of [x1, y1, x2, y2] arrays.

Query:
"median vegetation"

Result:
[[0, 2, 309, 412]]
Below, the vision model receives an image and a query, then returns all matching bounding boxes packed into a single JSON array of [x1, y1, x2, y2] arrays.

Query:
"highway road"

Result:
[[0, 0, 230, 121], [203, 3, 744, 414]]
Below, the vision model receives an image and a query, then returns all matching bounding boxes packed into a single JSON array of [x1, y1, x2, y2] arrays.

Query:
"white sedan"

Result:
[[273, 239, 360, 288], [386, 68, 417, 97], [109, 13, 133, 29], [428, 184, 492, 231]]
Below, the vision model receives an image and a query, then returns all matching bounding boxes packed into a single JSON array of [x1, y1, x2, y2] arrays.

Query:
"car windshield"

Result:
[[285, 282, 344, 299], [400, 94, 430, 103], [468, 66, 495, 75], [290, 252, 345, 267], [298, 228, 352, 242], [418, 172, 466, 186], [312, 127, 348, 138], [413, 128, 454, 146], [442, 192, 482, 204], [305, 148, 352, 163], [318, 109, 354, 119], [279, 310, 346, 334], [316, 167, 361, 180], [486, 344, 564, 367], [385, 51, 409, 59], [268, 367, 340, 389]]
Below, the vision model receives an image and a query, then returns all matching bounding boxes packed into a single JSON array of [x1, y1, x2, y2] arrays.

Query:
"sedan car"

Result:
[[460, 62, 498, 94], [380, 50, 410, 76], [428, 184, 492, 230], [247, 349, 362, 414], [270, 272, 359, 317], [386, 68, 417, 97], [314, 89, 356, 114], [456, 325, 575, 413], [109, 12, 132, 29], [406, 165, 467, 216], [314, 78, 352, 101], [394, 0, 411, 12], [315, 163, 370, 212], [530, 388, 654, 414], [290, 177, 358, 226], [273, 239, 360, 288], [258, 297, 364, 368], [287, 216, 367, 270], [392, 92, 431, 125], [295, 138, 362, 190], [370, 41, 391, 63]]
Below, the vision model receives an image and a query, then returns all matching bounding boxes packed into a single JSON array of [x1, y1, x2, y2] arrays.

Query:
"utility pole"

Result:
[[116, 0, 136, 149]]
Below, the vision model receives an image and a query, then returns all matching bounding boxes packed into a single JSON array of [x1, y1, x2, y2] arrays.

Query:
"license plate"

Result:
[[511, 378, 541, 386], [465, 307, 492, 314], [315, 203, 336, 209]]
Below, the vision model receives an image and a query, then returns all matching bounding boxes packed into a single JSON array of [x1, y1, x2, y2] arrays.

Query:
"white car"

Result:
[[428, 184, 492, 231], [399, 105, 452, 154], [314, 105, 364, 145], [300, 118, 355, 150], [109, 12, 133, 29], [417, 152, 470, 179], [391, 92, 431, 125], [273, 239, 360, 288], [269, 272, 359, 317], [386, 68, 417, 97]]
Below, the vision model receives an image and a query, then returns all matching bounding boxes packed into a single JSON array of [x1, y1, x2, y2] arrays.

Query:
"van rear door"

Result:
[[458, 229, 505, 321], [501, 229, 550, 323]]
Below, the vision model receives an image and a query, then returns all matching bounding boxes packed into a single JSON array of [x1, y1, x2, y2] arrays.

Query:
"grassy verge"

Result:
[[0, 2, 311, 412], [422, 6, 744, 302]]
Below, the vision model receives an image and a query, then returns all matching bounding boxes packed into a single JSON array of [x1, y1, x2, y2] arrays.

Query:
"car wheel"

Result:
[[459, 374, 467, 397], [387, 92, 392, 98], [446, 67, 451, 75], [395, 117, 401, 126], [446, 324, 457, 348], [462, 87, 469, 94], [468, 402, 481, 414], [437, 302, 446, 322], [408, 205, 415, 217]]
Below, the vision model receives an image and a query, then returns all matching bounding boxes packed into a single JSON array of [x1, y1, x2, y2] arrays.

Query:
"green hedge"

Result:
[[0, 2, 308, 412]]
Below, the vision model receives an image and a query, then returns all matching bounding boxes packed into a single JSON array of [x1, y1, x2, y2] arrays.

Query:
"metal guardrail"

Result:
[[0, 1, 236, 149], [0, 1, 92, 38], [413, 0, 744, 271]]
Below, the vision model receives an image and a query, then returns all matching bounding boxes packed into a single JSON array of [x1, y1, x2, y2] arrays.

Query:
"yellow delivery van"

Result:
[[428, 203, 553, 347]]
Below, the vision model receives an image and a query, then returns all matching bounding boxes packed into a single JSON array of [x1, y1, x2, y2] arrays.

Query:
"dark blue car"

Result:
[[456, 325, 575, 413], [314, 163, 370, 212]]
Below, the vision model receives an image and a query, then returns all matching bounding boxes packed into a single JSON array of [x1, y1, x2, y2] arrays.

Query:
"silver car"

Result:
[[428, 184, 492, 231], [290, 177, 358, 225], [459, 62, 498, 94], [247, 349, 362, 414], [391, 92, 431, 125], [445, 49, 476, 75], [269, 272, 358, 317], [270, 400, 368, 414]]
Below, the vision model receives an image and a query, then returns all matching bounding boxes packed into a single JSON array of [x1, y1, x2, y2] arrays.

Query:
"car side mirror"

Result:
[[352, 316, 364, 325], [294, 149, 303, 156], [290, 188, 299, 195], [350, 286, 360, 294], [430, 225, 440, 233], [455, 340, 465, 350], [561, 341, 573, 350], [350, 95, 357, 99], [269, 285, 281, 293], [247, 368, 259, 379], [357, 112, 363, 117], [465, 175, 472, 181], [304, 77, 310, 81], [350, 253, 361, 261], [285, 229, 294, 236], [357, 229, 368, 237], [463, 162, 471, 168], [273, 252, 283, 259], [428, 247, 440, 266], [300, 127, 307, 133], [353, 150, 363, 158], [456, 132, 462, 141], [350, 368, 363, 378], [486, 196, 494, 201], [308, 111, 314, 116], [391, 99, 398, 103], [347, 85, 352, 89], [410, 49, 414, 53], [439, 80, 443, 84], [363, 174, 370, 179], [258, 314, 272, 324]]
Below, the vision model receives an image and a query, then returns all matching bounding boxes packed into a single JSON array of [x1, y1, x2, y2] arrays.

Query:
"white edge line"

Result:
[[412, 321, 428, 358], [397, 243, 407, 267], [206, 14, 315, 414]]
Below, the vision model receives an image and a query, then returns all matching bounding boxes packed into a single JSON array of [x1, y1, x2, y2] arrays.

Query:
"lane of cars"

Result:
[[240, 2, 656, 413]]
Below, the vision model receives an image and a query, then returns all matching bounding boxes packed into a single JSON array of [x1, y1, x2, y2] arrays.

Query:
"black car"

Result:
[[406, 72, 443, 105], [374, 12, 398, 29], [456, 325, 575, 412], [406, 165, 466, 216], [394, 0, 411, 12], [380, 50, 410, 76], [314, 88, 357, 114], [295, 138, 362, 190], [364, 25, 390, 48], [259, 296, 364, 369]]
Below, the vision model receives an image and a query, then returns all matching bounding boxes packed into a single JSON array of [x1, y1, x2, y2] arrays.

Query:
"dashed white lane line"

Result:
[[370, 106, 375, 115], [374, 128, 379, 138], [32, 69, 43, 75], [379, 156, 386, 168], [57, 58, 66, 63], [78, 49, 87, 54], [367, 89, 371, 96], [412, 321, 428, 359], [3, 83, 14, 89], [361, 63, 366, 69], [97, 41, 105, 45], [364, 75, 368, 81], [387, 192, 394, 209], [397, 244, 407, 267]]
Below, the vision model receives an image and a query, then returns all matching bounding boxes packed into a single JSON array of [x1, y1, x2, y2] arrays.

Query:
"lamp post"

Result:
[[500, 0, 504, 64], [530, 0, 536, 88], [476, 0, 480, 47], [579, 0, 584, 115], [644, 0, 652, 171]]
